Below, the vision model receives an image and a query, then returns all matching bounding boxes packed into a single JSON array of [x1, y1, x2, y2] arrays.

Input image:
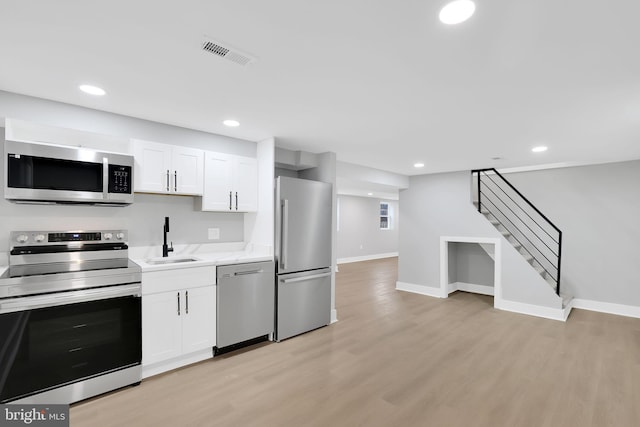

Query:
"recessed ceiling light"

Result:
[[79, 84, 106, 96], [223, 119, 240, 127], [414, 162, 425, 168], [367, 192, 373, 196], [439, 0, 476, 25], [532, 146, 548, 153]]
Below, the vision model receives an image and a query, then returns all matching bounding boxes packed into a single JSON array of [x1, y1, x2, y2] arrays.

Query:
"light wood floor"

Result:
[[71, 257, 640, 426]]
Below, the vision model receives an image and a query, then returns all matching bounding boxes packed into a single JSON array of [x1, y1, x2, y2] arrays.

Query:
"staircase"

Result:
[[472, 169, 565, 301]]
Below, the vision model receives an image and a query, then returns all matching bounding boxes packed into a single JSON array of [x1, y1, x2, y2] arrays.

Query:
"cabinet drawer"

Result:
[[142, 266, 216, 295]]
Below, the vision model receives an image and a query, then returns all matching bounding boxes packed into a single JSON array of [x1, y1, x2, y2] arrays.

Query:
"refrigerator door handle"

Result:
[[281, 199, 289, 270], [282, 272, 331, 284]]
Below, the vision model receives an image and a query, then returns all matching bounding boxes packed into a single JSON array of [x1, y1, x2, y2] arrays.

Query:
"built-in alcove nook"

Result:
[[440, 236, 502, 301]]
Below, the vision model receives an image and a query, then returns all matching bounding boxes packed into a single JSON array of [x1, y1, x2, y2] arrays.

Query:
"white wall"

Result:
[[398, 171, 561, 308], [448, 242, 494, 287], [244, 137, 275, 252], [503, 160, 640, 306], [337, 195, 398, 261], [0, 91, 255, 156], [336, 161, 409, 200]]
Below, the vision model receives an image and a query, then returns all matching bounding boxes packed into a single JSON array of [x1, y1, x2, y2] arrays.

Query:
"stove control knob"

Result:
[[16, 234, 29, 243], [104, 233, 113, 240], [34, 234, 46, 242], [116, 232, 125, 240]]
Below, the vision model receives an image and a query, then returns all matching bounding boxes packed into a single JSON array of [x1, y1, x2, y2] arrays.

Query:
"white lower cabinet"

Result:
[[181, 286, 216, 354], [142, 292, 183, 364], [141, 266, 216, 378]]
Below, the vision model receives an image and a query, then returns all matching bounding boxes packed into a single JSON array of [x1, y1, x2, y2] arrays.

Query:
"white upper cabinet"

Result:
[[133, 139, 204, 195], [234, 156, 259, 212], [202, 151, 258, 212], [133, 140, 172, 193], [172, 146, 204, 195], [202, 152, 234, 211]]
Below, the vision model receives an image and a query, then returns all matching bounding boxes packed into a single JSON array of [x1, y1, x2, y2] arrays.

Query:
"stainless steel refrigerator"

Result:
[[275, 176, 333, 341]]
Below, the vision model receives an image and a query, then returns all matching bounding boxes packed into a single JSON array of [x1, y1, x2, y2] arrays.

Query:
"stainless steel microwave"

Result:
[[4, 140, 134, 206]]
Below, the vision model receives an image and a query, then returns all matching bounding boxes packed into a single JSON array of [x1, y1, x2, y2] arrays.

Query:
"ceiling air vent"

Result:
[[201, 39, 257, 66]]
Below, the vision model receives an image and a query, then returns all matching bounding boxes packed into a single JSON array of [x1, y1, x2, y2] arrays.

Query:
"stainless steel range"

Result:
[[0, 229, 142, 404]]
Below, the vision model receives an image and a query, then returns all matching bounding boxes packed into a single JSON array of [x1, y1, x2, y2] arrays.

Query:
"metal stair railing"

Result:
[[472, 168, 563, 295]]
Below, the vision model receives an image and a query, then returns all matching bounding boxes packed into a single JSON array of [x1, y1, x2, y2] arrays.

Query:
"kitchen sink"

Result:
[[145, 257, 200, 265]]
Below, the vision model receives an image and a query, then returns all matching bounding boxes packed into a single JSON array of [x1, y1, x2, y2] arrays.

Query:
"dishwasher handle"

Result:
[[234, 269, 264, 276]]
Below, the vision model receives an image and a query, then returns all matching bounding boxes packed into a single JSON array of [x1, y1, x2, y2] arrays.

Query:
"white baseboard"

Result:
[[396, 281, 446, 298], [572, 299, 640, 319], [495, 299, 567, 322], [331, 309, 338, 323], [396, 281, 575, 322], [337, 252, 398, 265], [562, 298, 574, 321], [449, 282, 495, 296], [142, 348, 213, 379]]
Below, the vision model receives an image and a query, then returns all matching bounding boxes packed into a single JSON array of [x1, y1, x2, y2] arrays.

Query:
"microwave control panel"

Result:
[[108, 164, 132, 194]]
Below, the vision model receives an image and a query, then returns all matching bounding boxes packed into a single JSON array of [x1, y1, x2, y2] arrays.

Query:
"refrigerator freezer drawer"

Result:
[[276, 268, 331, 341]]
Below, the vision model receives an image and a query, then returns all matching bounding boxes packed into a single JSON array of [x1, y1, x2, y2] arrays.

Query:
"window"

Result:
[[380, 202, 390, 230]]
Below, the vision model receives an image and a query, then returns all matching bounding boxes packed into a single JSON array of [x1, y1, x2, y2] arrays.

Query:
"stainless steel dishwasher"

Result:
[[215, 261, 275, 353]]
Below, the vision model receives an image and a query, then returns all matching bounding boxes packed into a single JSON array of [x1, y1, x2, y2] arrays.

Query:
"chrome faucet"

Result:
[[162, 216, 173, 257]]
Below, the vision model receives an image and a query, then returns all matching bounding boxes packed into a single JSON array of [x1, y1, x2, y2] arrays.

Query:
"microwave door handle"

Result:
[[102, 157, 109, 199]]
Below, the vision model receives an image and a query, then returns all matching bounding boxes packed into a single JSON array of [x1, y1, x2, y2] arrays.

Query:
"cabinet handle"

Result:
[[166, 170, 170, 192], [185, 290, 189, 314], [235, 192, 238, 210], [174, 170, 177, 192], [229, 191, 232, 210], [177, 292, 180, 316]]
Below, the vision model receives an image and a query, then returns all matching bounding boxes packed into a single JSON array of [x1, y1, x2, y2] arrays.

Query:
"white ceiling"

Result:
[[1, 1, 639, 176]]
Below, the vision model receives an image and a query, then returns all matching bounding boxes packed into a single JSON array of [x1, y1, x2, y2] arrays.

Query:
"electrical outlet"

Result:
[[208, 228, 220, 240], [359, 244, 363, 250]]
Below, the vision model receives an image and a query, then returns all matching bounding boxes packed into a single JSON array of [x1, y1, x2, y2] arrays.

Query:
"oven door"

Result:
[[0, 284, 141, 403]]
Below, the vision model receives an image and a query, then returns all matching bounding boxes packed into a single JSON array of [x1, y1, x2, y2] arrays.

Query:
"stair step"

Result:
[[534, 265, 548, 277]]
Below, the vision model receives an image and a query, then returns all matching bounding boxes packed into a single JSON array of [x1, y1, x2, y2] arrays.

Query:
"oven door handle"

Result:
[[0, 283, 141, 314]]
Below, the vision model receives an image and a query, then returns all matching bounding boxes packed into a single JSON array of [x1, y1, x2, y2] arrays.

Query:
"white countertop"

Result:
[[0, 243, 274, 276], [130, 242, 273, 272], [134, 251, 273, 272]]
